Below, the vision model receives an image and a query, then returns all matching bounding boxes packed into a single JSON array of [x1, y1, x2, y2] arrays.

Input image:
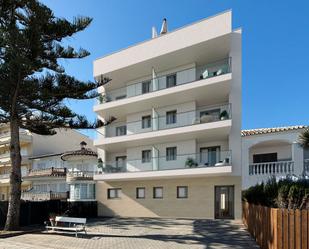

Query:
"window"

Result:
[[1, 194, 5, 201], [153, 187, 163, 199], [142, 80, 151, 94], [166, 110, 177, 125], [142, 150, 151, 163], [115, 95, 126, 100], [107, 188, 121, 199], [253, 153, 278, 164], [166, 147, 177, 161], [166, 74, 176, 88], [116, 125, 126, 136], [177, 186, 188, 198], [116, 156, 127, 169], [142, 115, 151, 129], [136, 187, 145, 199]]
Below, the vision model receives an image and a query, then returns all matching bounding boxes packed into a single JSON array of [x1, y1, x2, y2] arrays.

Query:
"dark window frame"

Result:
[[107, 188, 121, 199], [116, 125, 127, 136], [142, 80, 151, 94], [166, 73, 177, 88], [166, 147, 177, 161], [142, 150, 151, 163], [142, 115, 151, 129], [166, 110, 177, 125], [153, 187, 163, 199], [136, 187, 146, 199], [177, 186, 188, 199], [253, 153, 278, 164]]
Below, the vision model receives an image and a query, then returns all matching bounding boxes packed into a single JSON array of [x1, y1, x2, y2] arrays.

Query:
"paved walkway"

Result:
[[0, 218, 259, 249]]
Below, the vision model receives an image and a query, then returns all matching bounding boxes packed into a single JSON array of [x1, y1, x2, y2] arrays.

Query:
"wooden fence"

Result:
[[242, 202, 309, 249]]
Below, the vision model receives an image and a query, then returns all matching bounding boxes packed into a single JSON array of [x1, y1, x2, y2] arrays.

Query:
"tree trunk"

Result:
[[4, 117, 21, 230]]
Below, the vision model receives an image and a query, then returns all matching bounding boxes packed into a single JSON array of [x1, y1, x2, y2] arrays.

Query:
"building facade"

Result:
[[22, 141, 97, 202], [0, 124, 95, 201], [242, 126, 309, 189], [93, 10, 242, 219]]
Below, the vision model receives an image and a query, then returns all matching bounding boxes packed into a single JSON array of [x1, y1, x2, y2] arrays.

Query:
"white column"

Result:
[[152, 107, 158, 131], [242, 144, 250, 189], [292, 142, 304, 176], [152, 67, 158, 91], [152, 146, 159, 170]]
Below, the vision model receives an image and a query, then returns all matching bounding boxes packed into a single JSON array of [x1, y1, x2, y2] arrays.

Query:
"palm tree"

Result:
[[298, 128, 309, 148]]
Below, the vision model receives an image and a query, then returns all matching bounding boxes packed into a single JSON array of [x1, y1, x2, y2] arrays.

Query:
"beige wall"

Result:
[[96, 176, 241, 219]]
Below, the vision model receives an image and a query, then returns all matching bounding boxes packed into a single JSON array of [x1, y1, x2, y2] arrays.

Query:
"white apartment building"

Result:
[[0, 124, 95, 201], [93, 10, 242, 219], [242, 125, 309, 189]]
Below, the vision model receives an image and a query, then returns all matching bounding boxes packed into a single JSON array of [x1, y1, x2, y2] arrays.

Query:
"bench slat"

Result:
[[55, 216, 86, 224], [46, 226, 84, 231]]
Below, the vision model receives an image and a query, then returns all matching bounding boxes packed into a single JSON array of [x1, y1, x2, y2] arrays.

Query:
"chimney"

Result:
[[160, 18, 168, 35], [80, 141, 87, 150], [152, 26, 158, 38]]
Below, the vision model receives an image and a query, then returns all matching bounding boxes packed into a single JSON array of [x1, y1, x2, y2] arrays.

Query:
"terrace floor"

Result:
[[0, 218, 259, 249]]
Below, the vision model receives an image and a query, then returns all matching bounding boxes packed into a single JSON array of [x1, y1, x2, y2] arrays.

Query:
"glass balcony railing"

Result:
[[99, 103, 231, 138], [97, 57, 231, 104], [97, 151, 232, 174]]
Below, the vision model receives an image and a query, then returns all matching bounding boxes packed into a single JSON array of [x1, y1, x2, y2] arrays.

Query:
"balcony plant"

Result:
[[219, 110, 229, 120], [185, 157, 198, 168]]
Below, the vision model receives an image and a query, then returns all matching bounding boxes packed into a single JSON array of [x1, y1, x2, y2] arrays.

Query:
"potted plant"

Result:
[[49, 213, 57, 227], [185, 157, 198, 168], [219, 110, 229, 120]]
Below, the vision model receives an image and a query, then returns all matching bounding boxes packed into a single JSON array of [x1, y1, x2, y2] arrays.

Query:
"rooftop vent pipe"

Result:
[[160, 18, 168, 35]]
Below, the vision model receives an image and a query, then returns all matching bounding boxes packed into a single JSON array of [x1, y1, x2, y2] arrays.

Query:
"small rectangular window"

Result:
[[142, 115, 151, 129], [142, 150, 151, 163], [166, 74, 176, 88], [142, 81, 151, 94], [107, 188, 121, 199], [166, 147, 177, 161], [136, 187, 145, 199], [116, 156, 127, 169], [166, 110, 177, 125], [177, 186, 188, 198], [153, 187, 163, 199], [116, 125, 127, 136]]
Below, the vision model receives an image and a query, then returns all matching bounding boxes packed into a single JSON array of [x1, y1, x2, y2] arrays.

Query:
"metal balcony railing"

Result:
[[249, 161, 294, 176], [97, 57, 231, 104], [96, 151, 232, 174]]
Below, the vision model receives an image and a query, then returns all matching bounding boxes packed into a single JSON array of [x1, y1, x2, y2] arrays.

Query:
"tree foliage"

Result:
[[0, 0, 108, 230]]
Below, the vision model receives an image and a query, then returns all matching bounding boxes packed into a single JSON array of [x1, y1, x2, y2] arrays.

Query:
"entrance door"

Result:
[[215, 186, 234, 219]]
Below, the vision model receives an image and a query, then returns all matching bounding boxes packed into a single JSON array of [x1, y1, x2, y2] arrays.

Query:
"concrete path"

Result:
[[0, 218, 259, 249]]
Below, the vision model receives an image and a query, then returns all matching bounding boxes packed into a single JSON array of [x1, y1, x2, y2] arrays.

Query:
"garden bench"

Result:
[[45, 216, 87, 237]]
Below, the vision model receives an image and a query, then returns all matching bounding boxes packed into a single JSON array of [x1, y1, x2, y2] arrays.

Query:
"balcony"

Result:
[[66, 171, 94, 182], [0, 130, 32, 145], [25, 167, 67, 178], [94, 58, 232, 117], [249, 161, 294, 176], [94, 151, 232, 181], [95, 104, 231, 150], [21, 191, 68, 201]]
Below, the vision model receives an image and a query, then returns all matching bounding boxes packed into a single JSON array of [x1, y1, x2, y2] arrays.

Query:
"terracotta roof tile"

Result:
[[241, 125, 307, 137]]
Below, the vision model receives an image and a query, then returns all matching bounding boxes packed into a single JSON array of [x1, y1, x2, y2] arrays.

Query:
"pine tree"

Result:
[[0, 0, 107, 230]]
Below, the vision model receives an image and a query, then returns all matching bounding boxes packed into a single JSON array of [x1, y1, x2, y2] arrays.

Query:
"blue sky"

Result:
[[41, 0, 309, 138]]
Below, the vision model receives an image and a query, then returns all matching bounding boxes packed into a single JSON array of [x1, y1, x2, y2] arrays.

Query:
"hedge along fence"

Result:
[[242, 202, 309, 249]]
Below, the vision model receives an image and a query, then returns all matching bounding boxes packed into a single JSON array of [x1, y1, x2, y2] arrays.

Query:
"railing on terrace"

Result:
[[21, 191, 68, 201], [0, 130, 30, 139], [97, 151, 232, 174], [249, 161, 294, 176], [26, 167, 67, 177], [100, 103, 231, 138], [66, 171, 94, 181], [97, 57, 231, 104]]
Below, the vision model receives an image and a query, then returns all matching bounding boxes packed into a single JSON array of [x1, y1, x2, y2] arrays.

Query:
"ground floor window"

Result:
[[136, 187, 145, 199], [107, 188, 121, 199], [153, 187, 163, 199], [177, 186, 188, 198], [70, 183, 95, 200]]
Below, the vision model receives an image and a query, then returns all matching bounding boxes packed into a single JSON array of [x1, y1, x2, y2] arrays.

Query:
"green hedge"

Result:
[[242, 177, 309, 209]]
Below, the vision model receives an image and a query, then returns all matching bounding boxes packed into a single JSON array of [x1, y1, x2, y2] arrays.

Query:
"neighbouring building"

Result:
[[0, 124, 96, 201], [93, 10, 242, 219], [241, 125, 309, 189], [22, 141, 98, 202]]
